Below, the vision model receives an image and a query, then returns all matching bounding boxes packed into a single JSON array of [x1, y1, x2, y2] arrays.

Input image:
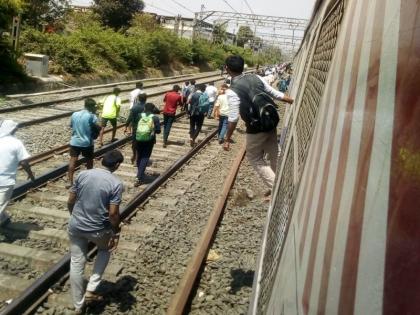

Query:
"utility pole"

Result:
[[11, 14, 21, 51]]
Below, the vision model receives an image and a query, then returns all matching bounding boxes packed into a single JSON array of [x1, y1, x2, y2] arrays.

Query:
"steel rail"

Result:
[[167, 146, 245, 315], [0, 128, 219, 315], [12, 109, 185, 199], [13, 75, 228, 129], [6, 72, 195, 99], [0, 72, 220, 114], [167, 145, 246, 315]]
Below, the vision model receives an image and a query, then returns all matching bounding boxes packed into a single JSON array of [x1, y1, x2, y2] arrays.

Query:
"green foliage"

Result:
[[0, 0, 22, 30], [236, 25, 254, 47], [212, 23, 227, 45], [93, 0, 144, 30], [15, 11, 277, 79], [129, 13, 160, 32], [0, 40, 26, 83], [22, 0, 69, 28]]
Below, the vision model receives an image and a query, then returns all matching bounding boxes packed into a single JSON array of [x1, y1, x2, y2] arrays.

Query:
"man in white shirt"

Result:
[[0, 120, 35, 226], [129, 82, 144, 109], [205, 82, 218, 118], [223, 55, 294, 190]]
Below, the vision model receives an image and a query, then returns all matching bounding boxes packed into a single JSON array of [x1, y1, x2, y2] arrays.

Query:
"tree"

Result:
[[0, 0, 21, 31], [129, 13, 161, 32], [212, 23, 227, 45], [93, 0, 144, 30], [236, 25, 254, 47], [22, 0, 70, 29]]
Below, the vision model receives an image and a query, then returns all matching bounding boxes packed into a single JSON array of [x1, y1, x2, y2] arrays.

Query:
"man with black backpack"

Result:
[[188, 84, 209, 147], [223, 55, 294, 190], [134, 103, 161, 187]]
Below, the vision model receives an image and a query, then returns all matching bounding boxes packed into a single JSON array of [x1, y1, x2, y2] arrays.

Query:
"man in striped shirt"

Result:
[[224, 55, 294, 190]]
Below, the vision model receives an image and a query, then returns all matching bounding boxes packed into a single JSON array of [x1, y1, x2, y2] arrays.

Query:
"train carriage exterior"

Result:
[[248, 0, 420, 314]]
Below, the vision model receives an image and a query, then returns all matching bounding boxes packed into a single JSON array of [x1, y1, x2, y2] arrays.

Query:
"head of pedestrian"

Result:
[[225, 55, 245, 76], [198, 84, 206, 92], [209, 82, 214, 86], [185, 81, 190, 86], [219, 83, 228, 94], [190, 80, 196, 85], [138, 93, 147, 103], [113, 87, 121, 95], [101, 150, 124, 173], [144, 102, 156, 115], [172, 85, 181, 92], [0, 119, 18, 138], [84, 98, 97, 114], [136, 82, 143, 89]]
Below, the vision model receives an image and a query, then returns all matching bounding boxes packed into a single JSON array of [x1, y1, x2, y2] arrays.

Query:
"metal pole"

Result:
[[11, 14, 21, 51]]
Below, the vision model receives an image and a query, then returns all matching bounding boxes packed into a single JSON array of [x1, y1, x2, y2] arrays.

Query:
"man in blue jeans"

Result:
[[135, 103, 161, 187], [162, 85, 182, 148], [67, 150, 124, 314]]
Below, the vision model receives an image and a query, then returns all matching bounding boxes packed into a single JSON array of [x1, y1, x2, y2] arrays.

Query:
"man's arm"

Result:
[[223, 89, 240, 150], [67, 191, 76, 214], [20, 160, 35, 181], [108, 204, 120, 251], [258, 75, 294, 104]]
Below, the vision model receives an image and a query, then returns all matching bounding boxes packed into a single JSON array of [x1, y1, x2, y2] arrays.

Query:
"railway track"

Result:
[[0, 113, 223, 314], [0, 71, 225, 128]]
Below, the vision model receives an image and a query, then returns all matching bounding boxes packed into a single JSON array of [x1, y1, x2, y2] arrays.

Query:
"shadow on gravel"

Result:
[[229, 269, 255, 294], [86, 275, 137, 314]]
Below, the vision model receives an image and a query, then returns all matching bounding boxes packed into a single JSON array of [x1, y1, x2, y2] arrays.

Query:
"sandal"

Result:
[[84, 291, 104, 304]]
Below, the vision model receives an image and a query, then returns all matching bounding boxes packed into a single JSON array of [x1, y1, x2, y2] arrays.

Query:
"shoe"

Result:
[[218, 139, 224, 144], [84, 291, 104, 304], [163, 141, 167, 148], [74, 306, 85, 315], [0, 213, 11, 228], [189, 139, 195, 147], [111, 138, 118, 142], [134, 179, 144, 187]]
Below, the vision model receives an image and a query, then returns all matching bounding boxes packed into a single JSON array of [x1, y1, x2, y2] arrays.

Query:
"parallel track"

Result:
[[0, 115, 221, 315]]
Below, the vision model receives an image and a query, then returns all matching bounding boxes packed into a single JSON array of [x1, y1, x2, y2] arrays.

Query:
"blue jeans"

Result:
[[163, 114, 175, 143], [136, 141, 154, 181], [218, 115, 228, 141], [207, 101, 215, 117], [189, 114, 205, 140]]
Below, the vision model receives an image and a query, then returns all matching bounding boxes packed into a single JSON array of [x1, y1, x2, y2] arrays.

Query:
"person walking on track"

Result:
[[0, 120, 34, 227], [223, 55, 294, 190], [188, 84, 209, 147], [98, 87, 121, 147], [162, 85, 182, 148], [68, 98, 101, 188], [213, 83, 230, 144], [129, 82, 144, 109], [134, 103, 161, 187], [205, 82, 218, 118], [125, 93, 147, 164], [67, 150, 124, 314]]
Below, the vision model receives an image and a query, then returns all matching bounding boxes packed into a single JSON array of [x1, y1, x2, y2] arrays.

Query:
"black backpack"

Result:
[[231, 74, 280, 133], [250, 92, 279, 132]]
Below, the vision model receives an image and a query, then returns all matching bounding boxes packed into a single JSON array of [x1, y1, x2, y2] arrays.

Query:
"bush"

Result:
[[16, 13, 277, 79]]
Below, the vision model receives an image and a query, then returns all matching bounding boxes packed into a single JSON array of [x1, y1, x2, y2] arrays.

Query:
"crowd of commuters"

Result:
[[0, 54, 294, 313]]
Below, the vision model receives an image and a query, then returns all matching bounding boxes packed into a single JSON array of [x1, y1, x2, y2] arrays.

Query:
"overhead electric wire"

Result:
[[222, 0, 239, 13], [170, 0, 195, 14], [144, 2, 174, 15], [243, 0, 255, 14]]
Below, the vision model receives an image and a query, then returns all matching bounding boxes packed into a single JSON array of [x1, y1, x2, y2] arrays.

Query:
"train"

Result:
[[248, 0, 419, 314]]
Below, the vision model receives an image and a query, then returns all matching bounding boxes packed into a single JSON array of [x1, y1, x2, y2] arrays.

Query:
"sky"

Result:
[[71, 0, 316, 20]]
